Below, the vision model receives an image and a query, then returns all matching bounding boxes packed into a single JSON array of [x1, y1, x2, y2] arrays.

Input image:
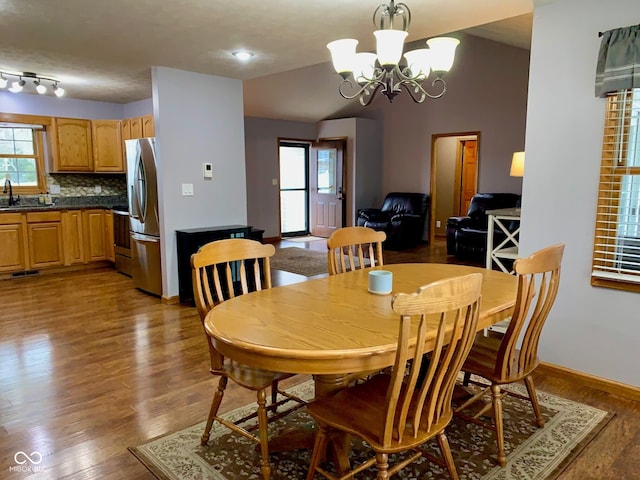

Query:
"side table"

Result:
[[486, 207, 521, 274]]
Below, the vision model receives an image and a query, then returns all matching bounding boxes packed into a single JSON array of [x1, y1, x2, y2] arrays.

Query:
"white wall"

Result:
[[152, 67, 247, 299], [123, 98, 153, 118], [0, 90, 123, 119], [523, 0, 640, 387]]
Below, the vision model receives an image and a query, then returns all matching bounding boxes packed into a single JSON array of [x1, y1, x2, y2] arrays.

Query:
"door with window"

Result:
[[309, 140, 345, 238], [279, 142, 309, 237]]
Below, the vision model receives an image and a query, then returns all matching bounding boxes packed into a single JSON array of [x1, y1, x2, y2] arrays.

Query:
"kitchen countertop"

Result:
[[0, 204, 128, 213]]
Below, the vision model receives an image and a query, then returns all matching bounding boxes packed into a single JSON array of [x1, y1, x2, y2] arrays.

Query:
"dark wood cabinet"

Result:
[[176, 225, 264, 304]]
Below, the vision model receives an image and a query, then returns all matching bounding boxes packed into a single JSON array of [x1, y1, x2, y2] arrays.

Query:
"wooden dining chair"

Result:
[[191, 238, 306, 480], [306, 273, 483, 480], [456, 243, 565, 467], [327, 226, 386, 275]]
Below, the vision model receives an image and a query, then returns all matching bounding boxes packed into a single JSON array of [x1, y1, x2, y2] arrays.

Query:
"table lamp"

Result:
[[510, 151, 524, 213], [510, 151, 525, 177]]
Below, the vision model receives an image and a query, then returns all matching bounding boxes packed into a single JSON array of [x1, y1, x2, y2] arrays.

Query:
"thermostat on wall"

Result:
[[203, 162, 213, 179]]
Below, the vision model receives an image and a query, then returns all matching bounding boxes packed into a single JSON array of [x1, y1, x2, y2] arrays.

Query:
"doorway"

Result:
[[309, 139, 346, 238], [279, 141, 309, 237], [430, 132, 480, 242]]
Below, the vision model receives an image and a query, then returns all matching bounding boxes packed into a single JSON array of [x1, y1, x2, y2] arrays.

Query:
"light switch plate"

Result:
[[49, 184, 61, 194], [94, 185, 102, 193], [182, 183, 194, 196], [272, 178, 278, 186]]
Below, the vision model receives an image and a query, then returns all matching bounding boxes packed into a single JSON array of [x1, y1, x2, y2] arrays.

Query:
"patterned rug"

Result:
[[130, 379, 612, 480], [271, 247, 328, 277]]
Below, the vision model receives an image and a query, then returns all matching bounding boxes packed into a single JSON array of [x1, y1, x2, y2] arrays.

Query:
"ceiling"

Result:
[[0, 0, 533, 119]]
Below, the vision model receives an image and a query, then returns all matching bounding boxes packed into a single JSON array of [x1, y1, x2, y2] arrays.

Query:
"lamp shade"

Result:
[[352, 52, 378, 84], [510, 151, 525, 177], [404, 48, 431, 79], [374, 29, 408, 66], [327, 38, 359, 74], [426, 37, 460, 72]]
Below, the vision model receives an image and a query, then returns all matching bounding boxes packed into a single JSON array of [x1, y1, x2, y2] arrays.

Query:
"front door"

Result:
[[309, 140, 345, 238]]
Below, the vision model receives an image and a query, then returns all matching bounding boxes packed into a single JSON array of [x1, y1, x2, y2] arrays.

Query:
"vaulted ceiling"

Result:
[[0, 0, 533, 121]]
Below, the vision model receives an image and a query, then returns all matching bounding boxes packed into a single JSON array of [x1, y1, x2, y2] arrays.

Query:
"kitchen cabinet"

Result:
[[124, 115, 154, 139], [49, 117, 94, 172], [142, 115, 154, 137], [130, 117, 143, 139], [0, 213, 28, 273], [26, 211, 64, 268], [104, 210, 115, 262], [62, 210, 84, 265], [92, 120, 124, 172], [83, 209, 107, 262], [122, 118, 132, 140]]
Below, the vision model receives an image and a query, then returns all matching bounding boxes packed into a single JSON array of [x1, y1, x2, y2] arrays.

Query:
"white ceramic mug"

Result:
[[368, 270, 393, 295]]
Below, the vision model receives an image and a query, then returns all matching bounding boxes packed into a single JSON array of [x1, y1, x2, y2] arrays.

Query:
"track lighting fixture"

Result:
[[0, 70, 64, 97]]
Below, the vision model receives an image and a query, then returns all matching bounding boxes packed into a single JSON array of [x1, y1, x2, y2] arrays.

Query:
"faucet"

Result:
[[3, 178, 19, 206]]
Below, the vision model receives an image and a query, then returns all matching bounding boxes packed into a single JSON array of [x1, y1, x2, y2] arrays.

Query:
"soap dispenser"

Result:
[[38, 192, 45, 205], [44, 191, 53, 205]]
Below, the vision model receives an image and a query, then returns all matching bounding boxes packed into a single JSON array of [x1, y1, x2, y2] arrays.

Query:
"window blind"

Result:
[[592, 89, 640, 292]]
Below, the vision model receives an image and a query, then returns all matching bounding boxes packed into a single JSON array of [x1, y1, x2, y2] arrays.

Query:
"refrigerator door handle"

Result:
[[130, 185, 141, 219], [132, 233, 160, 243]]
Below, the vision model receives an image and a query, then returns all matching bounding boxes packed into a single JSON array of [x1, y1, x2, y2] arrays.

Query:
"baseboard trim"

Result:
[[161, 295, 180, 305], [539, 361, 640, 402], [263, 236, 280, 244]]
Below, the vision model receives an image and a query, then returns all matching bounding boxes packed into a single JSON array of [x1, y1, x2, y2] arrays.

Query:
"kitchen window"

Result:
[[0, 125, 47, 194], [591, 89, 640, 292]]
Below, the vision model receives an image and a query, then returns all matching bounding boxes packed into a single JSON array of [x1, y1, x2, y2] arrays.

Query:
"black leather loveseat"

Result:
[[446, 193, 521, 263], [357, 192, 430, 250]]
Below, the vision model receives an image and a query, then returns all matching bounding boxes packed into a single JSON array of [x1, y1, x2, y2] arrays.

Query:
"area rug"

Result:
[[130, 379, 612, 480], [270, 247, 328, 277]]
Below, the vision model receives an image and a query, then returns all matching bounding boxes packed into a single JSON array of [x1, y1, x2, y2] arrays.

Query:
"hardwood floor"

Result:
[[0, 238, 638, 478]]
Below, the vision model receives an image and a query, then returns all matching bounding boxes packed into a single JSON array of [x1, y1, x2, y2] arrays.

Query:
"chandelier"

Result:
[[0, 70, 65, 97], [327, 1, 459, 106]]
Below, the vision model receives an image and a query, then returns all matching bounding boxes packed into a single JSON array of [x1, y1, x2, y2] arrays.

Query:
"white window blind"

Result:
[[592, 89, 640, 292]]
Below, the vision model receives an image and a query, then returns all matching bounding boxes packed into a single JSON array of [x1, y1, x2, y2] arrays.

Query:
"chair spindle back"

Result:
[[327, 226, 386, 275], [385, 273, 482, 446]]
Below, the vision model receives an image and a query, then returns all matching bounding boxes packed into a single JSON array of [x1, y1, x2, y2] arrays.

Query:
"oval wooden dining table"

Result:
[[204, 263, 518, 397]]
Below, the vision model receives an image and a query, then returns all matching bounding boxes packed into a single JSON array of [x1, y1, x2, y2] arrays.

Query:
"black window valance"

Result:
[[595, 24, 640, 97]]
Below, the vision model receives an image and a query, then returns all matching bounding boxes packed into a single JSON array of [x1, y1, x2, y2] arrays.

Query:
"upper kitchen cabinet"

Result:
[[123, 115, 154, 140], [142, 115, 154, 137], [92, 120, 124, 172], [49, 117, 93, 172]]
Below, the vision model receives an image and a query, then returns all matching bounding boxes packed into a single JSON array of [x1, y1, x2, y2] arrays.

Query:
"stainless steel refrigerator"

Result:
[[126, 138, 162, 296]]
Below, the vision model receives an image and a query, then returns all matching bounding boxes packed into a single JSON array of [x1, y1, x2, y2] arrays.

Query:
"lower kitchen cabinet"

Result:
[[62, 210, 84, 265], [104, 210, 115, 262], [0, 208, 115, 275], [0, 213, 28, 272], [83, 209, 107, 262], [26, 211, 64, 269]]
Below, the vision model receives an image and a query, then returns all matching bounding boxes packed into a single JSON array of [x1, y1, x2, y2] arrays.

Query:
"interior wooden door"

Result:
[[309, 140, 344, 238], [460, 139, 478, 214]]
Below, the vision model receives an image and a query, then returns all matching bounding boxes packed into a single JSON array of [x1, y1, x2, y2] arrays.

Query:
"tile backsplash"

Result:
[[48, 173, 127, 197]]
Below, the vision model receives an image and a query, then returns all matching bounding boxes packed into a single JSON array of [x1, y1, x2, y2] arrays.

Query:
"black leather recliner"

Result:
[[357, 192, 430, 250], [446, 193, 521, 263]]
